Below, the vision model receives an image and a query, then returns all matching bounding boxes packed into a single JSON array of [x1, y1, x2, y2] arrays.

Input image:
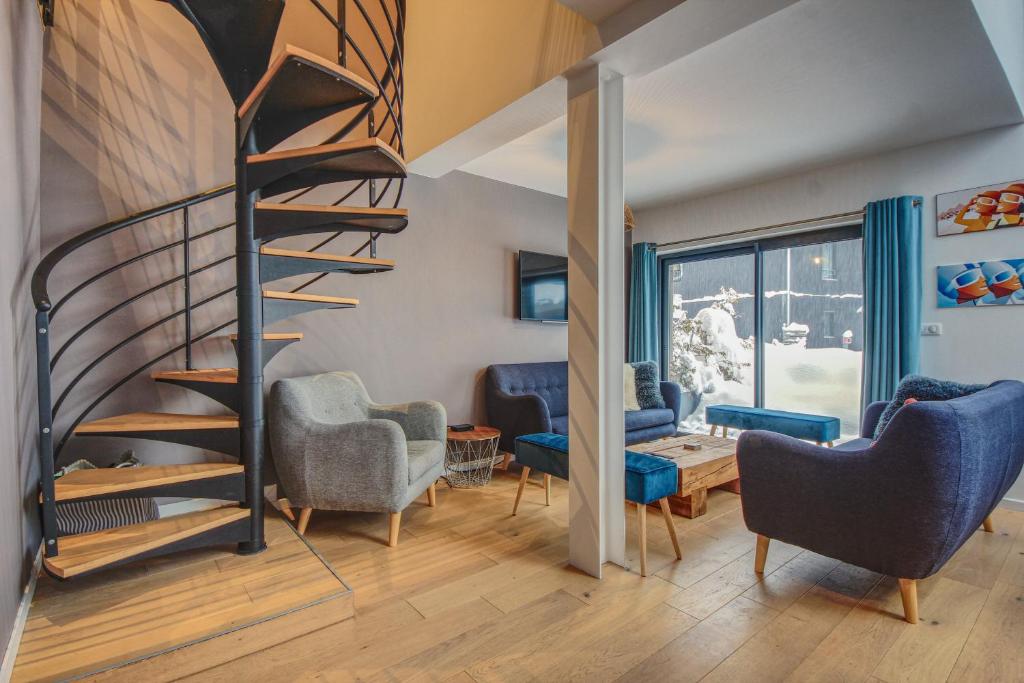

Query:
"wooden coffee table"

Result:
[[634, 434, 739, 518]]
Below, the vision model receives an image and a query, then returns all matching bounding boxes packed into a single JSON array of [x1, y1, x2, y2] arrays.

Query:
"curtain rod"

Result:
[[656, 199, 923, 249]]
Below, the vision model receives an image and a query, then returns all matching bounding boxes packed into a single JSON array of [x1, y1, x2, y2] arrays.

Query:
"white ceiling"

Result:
[[460, 0, 1024, 209]]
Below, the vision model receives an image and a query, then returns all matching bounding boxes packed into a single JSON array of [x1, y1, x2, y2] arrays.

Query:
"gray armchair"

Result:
[[269, 371, 446, 546]]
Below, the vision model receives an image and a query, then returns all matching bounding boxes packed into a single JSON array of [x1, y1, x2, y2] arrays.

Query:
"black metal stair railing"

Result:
[[33, 0, 405, 555]]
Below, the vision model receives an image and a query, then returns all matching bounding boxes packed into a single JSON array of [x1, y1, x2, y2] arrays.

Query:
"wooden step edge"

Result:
[[262, 290, 359, 305], [238, 44, 377, 119], [43, 507, 249, 579], [246, 137, 406, 169], [229, 332, 304, 341], [75, 412, 240, 434], [260, 246, 395, 267], [253, 201, 408, 218], [151, 368, 239, 384], [51, 464, 244, 502]]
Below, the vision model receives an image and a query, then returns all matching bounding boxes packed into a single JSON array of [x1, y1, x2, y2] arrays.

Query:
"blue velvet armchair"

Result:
[[736, 380, 1024, 623], [485, 361, 682, 452]]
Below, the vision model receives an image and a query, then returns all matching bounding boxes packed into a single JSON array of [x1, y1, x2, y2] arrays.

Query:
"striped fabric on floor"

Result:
[[56, 497, 159, 536]]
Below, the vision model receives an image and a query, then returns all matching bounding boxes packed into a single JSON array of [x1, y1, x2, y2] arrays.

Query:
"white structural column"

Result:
[[566, 64, 626, 578]]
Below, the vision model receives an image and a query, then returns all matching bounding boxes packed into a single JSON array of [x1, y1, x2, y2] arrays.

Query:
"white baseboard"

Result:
[[1001, 496, 1024, 512], [157, 498, 229, 518], [1, 548, 41, 682]]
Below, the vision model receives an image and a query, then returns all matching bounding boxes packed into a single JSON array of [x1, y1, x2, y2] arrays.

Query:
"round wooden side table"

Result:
[[444, 426, 502, 488]]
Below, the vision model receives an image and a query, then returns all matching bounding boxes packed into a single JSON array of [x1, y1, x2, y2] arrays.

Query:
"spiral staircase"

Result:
[[33, 0, 406, 579]]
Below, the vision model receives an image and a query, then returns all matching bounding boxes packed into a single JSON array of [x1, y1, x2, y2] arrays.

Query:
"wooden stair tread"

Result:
[[229, 332, 303, 341], [246, 138, 406, 196], [43, 507, 249, 579], [254, 202, 408, 241], [152, 368, 238, 384], [53, 464, 243, 502], [262, 290, 359, 305], [260, 246, 394, 267], [76, 412, 239, 434]]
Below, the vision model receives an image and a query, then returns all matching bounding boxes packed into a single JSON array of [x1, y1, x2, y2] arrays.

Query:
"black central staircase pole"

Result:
[[236, 119, 266, 555]]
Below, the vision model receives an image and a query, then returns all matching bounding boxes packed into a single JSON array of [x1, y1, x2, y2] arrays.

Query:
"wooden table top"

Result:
[[633, 434, 737, 468], [446, 425, 500, 441]]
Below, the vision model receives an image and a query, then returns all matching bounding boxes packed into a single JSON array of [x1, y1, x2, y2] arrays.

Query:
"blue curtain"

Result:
[[862, 196, 923, 407], [629, 242, 659, 363]]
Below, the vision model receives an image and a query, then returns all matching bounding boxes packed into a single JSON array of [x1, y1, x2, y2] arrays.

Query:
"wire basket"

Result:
[[444, 437, 502, 488]]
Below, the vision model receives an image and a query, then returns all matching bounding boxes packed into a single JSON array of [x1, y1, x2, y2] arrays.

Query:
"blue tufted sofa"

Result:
[[485, 361, 682, 452], [737, 380, 1024, 623]]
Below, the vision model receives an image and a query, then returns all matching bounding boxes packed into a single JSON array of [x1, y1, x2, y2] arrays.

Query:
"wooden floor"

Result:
[[13, 513, 353, 682], [16, 472, 1024, 682]]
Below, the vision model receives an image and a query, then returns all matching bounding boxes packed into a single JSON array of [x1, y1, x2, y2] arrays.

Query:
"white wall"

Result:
[[635, 122, 1024, 504]]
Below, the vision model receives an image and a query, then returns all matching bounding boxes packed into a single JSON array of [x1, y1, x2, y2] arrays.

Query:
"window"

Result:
[[660, 225, 864, 439]]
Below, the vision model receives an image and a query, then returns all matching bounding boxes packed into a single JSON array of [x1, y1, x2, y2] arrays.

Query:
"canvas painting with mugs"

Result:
[[937, 179, 1024, 236]]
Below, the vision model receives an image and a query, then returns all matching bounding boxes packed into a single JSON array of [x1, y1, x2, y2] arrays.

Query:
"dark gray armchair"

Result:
[[269, 372, 446, 546]]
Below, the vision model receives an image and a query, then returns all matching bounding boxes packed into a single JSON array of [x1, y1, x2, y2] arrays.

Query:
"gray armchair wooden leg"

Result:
[[297, 507, 313, 536], [513, 466, 531, 515], [388, 511, 402, 547], [427, 481, 437, 508], [278, 498, 296, 522], [898, 578, 919, 624], [754, 534, 770, 574]]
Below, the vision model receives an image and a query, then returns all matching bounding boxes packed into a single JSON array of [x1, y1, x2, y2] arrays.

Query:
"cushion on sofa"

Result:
[[624, 364, 641, 411], [625, 408, 676, 431], [631, 361, 666, 409], [874, 375, 987, 438]]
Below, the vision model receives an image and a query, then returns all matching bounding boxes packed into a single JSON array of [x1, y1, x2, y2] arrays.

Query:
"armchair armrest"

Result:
[[369, 400, 447, 442], [861, 400, 888, 438], [660, 381, 683, 425], [293, 418, 410, 511], [485, 388, 552, 452]]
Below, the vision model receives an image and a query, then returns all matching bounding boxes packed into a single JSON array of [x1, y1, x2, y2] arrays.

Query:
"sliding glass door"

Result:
[[661, 248, 756, 433], [661, 226, 864, 439]]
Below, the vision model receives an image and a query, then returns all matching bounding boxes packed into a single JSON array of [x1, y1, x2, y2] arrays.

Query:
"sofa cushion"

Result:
[[631, 361, 666, 409], [624, 364, 641, 412], [550, 415, 569, 436], [408, 440, 444, 483], [874, 374, 986, 438], [625, 408, 676, 431]]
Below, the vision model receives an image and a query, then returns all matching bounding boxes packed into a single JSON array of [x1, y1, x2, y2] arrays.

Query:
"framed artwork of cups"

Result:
[[937, 180, 1024, 236], [937, 259, 1024, 307]]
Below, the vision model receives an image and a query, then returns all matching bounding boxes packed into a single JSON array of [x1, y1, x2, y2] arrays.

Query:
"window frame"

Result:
[[658, 224, 863, 411]]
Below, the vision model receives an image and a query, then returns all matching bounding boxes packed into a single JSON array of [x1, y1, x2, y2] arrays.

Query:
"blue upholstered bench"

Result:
[[513, 433, 681, 576], [705, 405, 840, 446]]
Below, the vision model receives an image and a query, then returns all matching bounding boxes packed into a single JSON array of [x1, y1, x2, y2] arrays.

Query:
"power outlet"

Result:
[[921, 323, 943, 336]]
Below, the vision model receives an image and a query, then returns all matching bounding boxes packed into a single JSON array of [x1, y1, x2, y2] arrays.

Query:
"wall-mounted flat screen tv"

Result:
[[518, 250, 568, 322]]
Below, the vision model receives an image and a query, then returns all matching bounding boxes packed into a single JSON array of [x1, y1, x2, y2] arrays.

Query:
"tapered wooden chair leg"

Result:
[[982, 515, 994, 533], [512, 466, 531, 515], [297, 507, 312, 535], [279, 498, 296, 522], [659, 498, 682, 560], [754, 534, 770, 574], [710, 425, 718, 437], [637, 502, 648, 577], [898, 578, 919, 624], [427, 481, 437, 508], [388, 511, 402, 547], [544, 474, 552, 506]]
